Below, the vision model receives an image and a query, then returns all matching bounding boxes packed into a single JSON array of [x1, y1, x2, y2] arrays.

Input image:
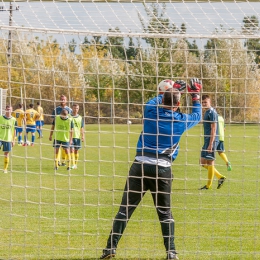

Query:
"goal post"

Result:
[[0, 88, 8, 115], [0, 0, 260, 259]]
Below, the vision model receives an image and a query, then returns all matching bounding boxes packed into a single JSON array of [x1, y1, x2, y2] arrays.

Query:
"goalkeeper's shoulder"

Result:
[[146, 94, 163, 105]]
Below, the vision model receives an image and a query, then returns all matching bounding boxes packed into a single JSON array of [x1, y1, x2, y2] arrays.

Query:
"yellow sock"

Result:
[[75, 153, 79, 165], [58, 148, 61, 162], [71, 153, 75, 166], [207, 165, 215, 188], [55, 153, 59, 167], [214, 168, 225, 179], [62, 149, 66, 163], [4, 157, 9, 170], [67, 153, 71, 168], [219, 152, 229, 164]]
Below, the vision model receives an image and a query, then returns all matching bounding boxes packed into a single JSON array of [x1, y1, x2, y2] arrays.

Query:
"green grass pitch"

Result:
[[0, 124, 259, 259]]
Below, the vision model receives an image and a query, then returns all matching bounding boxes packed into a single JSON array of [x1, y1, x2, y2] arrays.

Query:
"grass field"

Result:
[[0, 123, 260, 260]]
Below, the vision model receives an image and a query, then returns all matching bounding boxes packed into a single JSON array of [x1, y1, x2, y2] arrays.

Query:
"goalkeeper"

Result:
[[100, 78, 202, 260]]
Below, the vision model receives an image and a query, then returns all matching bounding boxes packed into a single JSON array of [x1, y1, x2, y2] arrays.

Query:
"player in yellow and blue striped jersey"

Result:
[[12, 103, 25, 146]]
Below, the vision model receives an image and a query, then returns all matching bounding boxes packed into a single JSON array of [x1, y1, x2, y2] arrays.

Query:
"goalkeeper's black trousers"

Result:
[[105, 160, 176, 253]]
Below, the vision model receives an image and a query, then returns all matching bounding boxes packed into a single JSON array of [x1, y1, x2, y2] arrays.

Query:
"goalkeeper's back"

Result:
[[136, 91, 201, 162]]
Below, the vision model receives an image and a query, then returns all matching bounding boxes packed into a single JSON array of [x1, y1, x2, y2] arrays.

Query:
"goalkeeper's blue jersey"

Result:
[[136, 94, 202, 162]]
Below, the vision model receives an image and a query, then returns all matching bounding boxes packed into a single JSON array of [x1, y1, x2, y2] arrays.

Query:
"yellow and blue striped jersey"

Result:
[[12, 109, 25, 127], [37, 106, 44, 121]]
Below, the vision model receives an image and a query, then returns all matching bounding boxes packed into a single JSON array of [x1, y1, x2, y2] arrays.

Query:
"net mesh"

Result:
[[0, 0, 260, 259]]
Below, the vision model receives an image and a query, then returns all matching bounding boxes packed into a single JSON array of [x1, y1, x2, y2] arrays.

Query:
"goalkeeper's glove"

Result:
[[173, 80, 186, 92], [187, 78, 202, 101]]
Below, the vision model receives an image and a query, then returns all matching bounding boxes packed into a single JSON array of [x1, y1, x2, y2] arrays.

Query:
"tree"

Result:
[[242, 15, 260, 66], [203, 36, 260, 122], [68, 38, 77, 53], [104, 27, 126, 60]]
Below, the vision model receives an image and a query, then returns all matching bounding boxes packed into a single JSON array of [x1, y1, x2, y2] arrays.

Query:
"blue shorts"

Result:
[[53, 140, 70, 149], [26, 125, 36, 133], [16, 127, 23, 133], [36, 121, 44, 127], [216, 141, 225, 153], [0, 141, 12, 152], [201, 141, 218, 161], [71, 138, 81, 150]]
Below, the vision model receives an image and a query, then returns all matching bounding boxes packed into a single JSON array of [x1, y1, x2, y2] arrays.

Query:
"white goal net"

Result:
[[0, 0, 260, 259]]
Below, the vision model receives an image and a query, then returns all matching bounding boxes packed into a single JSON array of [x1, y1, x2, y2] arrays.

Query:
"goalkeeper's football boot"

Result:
[[227, 162, 232, 171], [199, 185, 208, 190], [100, 249, 116, 259], [167, 251, 179, 260], [217, 177, 226, 189]]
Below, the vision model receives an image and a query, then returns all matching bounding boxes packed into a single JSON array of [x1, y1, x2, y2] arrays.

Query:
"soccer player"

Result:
[[52, 94, 72, 166], [52, 94, 72, 117], [199, 95, 226, 190], [49, 109, 74, 170], [217, 114, 232, 171], [23, 104, 40, 146], [0, 105, 16, 173], [70, 104, 84, 169], [36, 102, 44, 138], [12, 103, 25, 146], [100, 78, 202, 260]]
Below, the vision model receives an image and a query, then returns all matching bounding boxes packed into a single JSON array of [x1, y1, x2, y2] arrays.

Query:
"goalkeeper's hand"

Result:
[[187, 78, 202, 101], [173, 80, 186, 92]]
